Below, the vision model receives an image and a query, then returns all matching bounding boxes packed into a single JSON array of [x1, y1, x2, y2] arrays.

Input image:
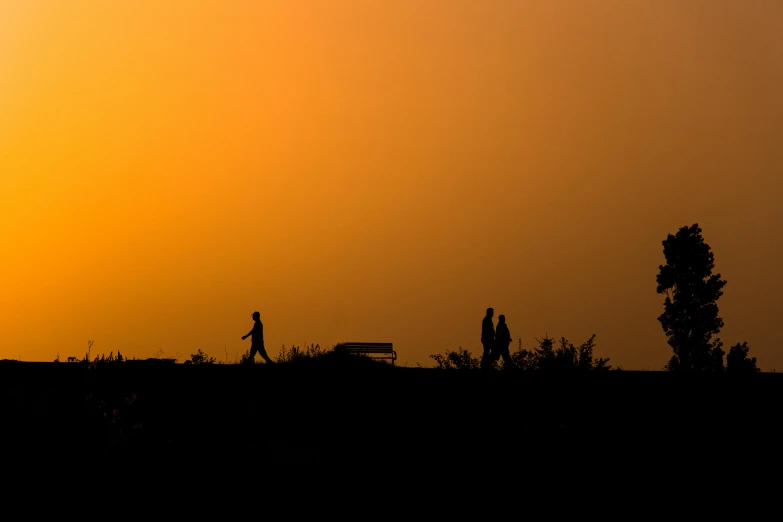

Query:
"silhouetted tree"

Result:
[[726, 342, 759, 373], [656, 224, 727, 371]]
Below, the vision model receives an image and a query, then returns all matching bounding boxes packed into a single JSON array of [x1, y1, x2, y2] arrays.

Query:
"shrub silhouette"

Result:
[[430, 335, 611, 371], [189, 349, 216, 364], [726, 342, 759, 373], [510, 334, 611, 371], [276, 343, 325, 363], [95, 351, 124, 363], [430, 348, 481, 369]]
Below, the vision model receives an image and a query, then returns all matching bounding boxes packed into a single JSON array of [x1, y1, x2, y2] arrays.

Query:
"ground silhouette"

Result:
[[1, 359, 778, 482]]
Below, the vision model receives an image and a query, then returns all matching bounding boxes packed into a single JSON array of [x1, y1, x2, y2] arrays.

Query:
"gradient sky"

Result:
[[2, 1, 782, 369]]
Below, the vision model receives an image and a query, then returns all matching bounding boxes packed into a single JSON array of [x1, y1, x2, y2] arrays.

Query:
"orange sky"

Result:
[[2, 1, 782, 369]]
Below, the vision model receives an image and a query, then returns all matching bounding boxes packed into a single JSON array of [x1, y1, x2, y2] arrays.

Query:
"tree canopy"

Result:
[[656, 223, 757, 372]]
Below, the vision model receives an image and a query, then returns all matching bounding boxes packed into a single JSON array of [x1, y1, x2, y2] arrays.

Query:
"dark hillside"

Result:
[[2, 360, 780, 478]]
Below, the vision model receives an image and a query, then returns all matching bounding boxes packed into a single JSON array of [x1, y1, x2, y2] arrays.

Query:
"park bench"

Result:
[[334, 342, 397, 365]]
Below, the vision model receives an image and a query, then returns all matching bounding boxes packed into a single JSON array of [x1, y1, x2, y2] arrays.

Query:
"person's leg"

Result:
[[501, 345, 514, 368], [492, 343, 502, 361], [258, 346, 274, 364], [481, 341, 492, 369], [482, 341, 492, 359], [247, 345, 257, 364]]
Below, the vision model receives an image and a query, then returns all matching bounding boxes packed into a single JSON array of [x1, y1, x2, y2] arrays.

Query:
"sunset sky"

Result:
[[2, 1, 782, 369]]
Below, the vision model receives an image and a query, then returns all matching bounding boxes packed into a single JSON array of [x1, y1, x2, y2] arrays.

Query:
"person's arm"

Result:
[[242, 328, 253, 340]]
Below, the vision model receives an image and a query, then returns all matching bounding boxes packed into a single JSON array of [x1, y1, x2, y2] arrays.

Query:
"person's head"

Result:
[[498, 314, 505, 323], [251, 311, 260, 320], [486, 307, 494, 317]]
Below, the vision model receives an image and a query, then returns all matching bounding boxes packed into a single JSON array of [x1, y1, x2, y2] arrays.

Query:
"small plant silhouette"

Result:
[[276, 343, 324, 363], [430, 348, 481, 369], [522, 334, 611, 371], [430, 334, 611, 371], [188, 349, 216, 364], [84, 340, 94, 362]]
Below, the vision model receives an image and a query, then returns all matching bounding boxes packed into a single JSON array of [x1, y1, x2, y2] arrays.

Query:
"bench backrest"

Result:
[[335, 342, 394, 353]]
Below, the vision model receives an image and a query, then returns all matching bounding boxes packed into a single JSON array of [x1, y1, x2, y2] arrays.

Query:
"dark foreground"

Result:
[[2, 359, 781, 481]]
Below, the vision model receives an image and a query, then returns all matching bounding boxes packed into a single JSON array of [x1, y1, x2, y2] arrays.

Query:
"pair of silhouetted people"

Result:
[[481, 307, 514, 369], [242, 311, 274, 364]]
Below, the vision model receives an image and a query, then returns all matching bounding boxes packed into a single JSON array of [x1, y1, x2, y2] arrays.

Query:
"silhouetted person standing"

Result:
[[242, 311, 274, 364], [493, 314, 514, 368], [481, 308, 495, 369]]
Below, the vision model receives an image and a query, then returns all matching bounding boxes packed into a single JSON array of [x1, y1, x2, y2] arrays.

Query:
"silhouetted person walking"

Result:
[[493, 314, 514, 368], [242, 311, 274, 364], [481, 308, 495, 369]]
